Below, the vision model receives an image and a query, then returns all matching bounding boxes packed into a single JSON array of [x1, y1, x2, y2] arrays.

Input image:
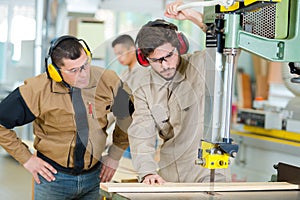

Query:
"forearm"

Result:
[[0, 87, 35, 164], [108, 121, 130, 161], [186, 11, 207, 32], [129, 87, 160, 180], [129, 135, 158, 181], [0, 126, 32, 164], [128, 120, 158, 181], [164, 1, 207, 32]]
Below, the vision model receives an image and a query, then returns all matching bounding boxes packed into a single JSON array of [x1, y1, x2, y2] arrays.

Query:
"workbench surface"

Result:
[[101, 182, 300, 200]]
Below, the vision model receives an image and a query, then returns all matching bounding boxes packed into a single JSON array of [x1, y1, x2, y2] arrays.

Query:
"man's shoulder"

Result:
[[91, 66, 119, 79], [134, 64, 149, 73], [131, 66, 150, 82], [91, 65, 111, 73], [19, 73, 53, 101], [124, 66, 150, 92], [181, 50, 206, 71], [23, 73, 49, 89], [90, 66, 123, 92], [181, 50, 206, 60]]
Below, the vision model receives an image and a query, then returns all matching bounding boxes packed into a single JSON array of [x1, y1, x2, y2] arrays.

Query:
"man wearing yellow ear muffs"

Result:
[[0, 35, 133, 199]]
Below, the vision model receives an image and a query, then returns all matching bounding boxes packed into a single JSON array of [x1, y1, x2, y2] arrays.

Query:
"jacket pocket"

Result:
[[175, 89, 197, 111], [150, 105, 173, 140], [43, 109, 75, 134]]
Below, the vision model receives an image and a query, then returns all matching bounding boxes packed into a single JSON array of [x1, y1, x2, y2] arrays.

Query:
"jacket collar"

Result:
[[174, 56, 187, 83]]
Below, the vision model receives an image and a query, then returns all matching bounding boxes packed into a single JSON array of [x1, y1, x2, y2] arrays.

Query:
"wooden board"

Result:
[[237, 71, 253, 108], [111, 157, 138, 183], [100, 182, 300, 193]]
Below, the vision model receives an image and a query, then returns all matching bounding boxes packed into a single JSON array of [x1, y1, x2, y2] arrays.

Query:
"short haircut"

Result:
[[112, 34, 135, 49], [135, 19, 179, 57], [51, 39, 83, 67]]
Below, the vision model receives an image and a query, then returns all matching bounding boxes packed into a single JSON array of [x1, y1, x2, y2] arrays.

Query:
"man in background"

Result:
[[110, 34, 148, 160], [112, 34, 147, 91]]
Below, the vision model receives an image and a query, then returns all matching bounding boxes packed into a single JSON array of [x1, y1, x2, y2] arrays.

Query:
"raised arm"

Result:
[[164, 1, 207, 32]]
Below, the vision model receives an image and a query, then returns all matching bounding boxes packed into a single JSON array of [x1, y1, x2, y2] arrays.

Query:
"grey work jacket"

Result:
[[120, 63, 149, 93], [128, 51, 230, 182]]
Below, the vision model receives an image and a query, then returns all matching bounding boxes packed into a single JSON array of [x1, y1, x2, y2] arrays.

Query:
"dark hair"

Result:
[[112, 34, 135, 49], [51, 38, 84, 67], [135, 19, 180, 57]]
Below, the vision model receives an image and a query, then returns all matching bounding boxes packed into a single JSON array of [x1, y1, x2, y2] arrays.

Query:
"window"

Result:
[[0, 5, 8, 42], [11, 5, 36, 61], [0, 1, 35, 82]]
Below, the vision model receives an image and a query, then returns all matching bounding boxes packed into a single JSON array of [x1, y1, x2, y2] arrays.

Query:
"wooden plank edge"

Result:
[[100, 182, 300, 193]]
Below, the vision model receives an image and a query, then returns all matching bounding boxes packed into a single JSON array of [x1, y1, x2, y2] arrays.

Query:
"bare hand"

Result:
[[164, 1, 191, 20], [164, 1, 206, 31], [142, 174, 166, 185], [100, 155, 119, 182], [99, 164, 116, 182], [23, 155, 57, 184]]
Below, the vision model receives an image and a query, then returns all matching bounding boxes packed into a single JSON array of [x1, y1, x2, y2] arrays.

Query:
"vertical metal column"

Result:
[[210, 16, 226, 143], [222, 14, 240, 142], [35, 0, 44, 76], [210, 51, 224, 142]]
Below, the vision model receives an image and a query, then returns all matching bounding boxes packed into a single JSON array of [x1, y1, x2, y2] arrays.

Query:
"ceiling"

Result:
[[65, 0, 168, 15], [66, 0, 100, 14]]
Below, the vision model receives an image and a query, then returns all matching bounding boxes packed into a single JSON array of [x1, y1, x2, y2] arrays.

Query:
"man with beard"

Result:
[[128, 1, 230, 184]]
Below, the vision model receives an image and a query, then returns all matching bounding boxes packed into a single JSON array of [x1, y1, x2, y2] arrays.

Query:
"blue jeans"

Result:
[[34, 167, 101, 200]]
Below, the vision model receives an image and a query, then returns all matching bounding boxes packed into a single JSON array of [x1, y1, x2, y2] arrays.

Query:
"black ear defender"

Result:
[[45, 35, 92, 82], [135, 19, 189, 67]]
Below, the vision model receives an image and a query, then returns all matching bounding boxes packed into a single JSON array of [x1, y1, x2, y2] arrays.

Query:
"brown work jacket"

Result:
[[0, 66, 131, 170]]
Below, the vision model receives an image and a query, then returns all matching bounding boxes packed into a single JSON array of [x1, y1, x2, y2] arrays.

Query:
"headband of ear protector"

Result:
[[136, 20, 189, 67], [45, 35, 92, 82]]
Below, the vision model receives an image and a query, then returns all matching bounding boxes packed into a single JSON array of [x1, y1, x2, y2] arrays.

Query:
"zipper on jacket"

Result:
[[88, 138, 93, 168], [67, 134, 76, 168]]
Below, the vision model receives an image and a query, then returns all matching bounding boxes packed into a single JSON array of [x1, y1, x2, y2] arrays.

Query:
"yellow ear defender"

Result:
[[84, 47, 92, 63], [45, 35, 92, 83], [47, 62, 63, 82]]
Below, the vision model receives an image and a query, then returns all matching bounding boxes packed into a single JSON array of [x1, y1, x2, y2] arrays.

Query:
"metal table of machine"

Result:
[[230, 124, 300, 182], [101, 191, 300, 200]]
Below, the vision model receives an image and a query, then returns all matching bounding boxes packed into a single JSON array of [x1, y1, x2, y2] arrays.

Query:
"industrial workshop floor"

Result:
[[0, 149, 32, 200]]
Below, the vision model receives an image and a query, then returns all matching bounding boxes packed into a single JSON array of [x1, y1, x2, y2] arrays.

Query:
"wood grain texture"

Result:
[[100, 182, 300, 193]]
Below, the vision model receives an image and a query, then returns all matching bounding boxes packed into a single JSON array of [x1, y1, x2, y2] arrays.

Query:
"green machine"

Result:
[[178, 0, 300, 183], [99, 2, 300, 199], [225, 0, 300, 62]]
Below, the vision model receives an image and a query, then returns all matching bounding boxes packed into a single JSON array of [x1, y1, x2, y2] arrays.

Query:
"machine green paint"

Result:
[[225, 0, 300, 62]]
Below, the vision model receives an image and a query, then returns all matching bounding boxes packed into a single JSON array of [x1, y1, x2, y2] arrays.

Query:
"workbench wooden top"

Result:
[[101, 181, 300, 193]]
